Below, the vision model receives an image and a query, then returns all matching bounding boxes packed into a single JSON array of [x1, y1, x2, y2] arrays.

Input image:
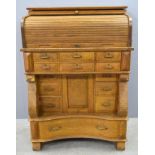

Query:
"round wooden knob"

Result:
[[75, 10, 79, 14]]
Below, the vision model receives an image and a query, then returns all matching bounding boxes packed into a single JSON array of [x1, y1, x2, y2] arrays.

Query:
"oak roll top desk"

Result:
[[20, 6, 133, 151]]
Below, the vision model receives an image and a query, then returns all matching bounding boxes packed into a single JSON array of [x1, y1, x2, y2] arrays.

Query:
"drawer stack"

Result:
[[95, 80, 117, 113], [33, 53, 59, 72], [60, 52, 94, 72], [96, 52, 121, 72], [38, 76, 62, 115], [21, 6, 133, 151]]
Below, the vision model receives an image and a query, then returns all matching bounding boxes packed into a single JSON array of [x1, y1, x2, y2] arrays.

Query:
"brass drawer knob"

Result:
[[105, 64, 113, 69], [101, 87, 112, 91], [72, 53, 82, 58], [74, 10, 79, 14], [42, 64, 50, 70], [48, 126, 62, 132], [96, 125, 108, 130], [74, 44, 80, 48], [40, 53, 49, 59], [102, 102, 111, 107], [74, 64, 82, 69], [104, 52, 113, 58]]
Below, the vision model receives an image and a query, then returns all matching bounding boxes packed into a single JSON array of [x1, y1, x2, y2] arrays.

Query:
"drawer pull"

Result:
[[40, 53, 49, 59], [43, 87, 55, 91], [104, 52, 113, 58], [46, 104, 56, 108], [48, 126, 62, 132], [102, 102, 111, 107], [101, 87, 112, 91], [105, 64, 113, 69], [42, 64, 50, 70], [72, 53, 82, 58], [74, 64, 82, 69], [74, 44, 80, 48], [74, 10, 79, 14], [96, 125, 108, 130]]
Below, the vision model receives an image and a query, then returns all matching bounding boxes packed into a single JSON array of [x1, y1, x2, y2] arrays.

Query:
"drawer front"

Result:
[[95, 82, 116, 96], [33, 53, 58, 62], [60, 63, 94, 72], [95, 97, 116, 112], [34, 63, 58, 72], [60, 52, 94, 62], [96, 63, 120, 72], [96, 52, 121, 62], [39, 97, 62, 113], [38, 118, 120, 140], [39, 82, 61, 96]]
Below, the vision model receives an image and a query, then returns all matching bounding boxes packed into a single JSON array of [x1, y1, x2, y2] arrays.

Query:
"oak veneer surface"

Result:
[[21, 6, 133, 151]]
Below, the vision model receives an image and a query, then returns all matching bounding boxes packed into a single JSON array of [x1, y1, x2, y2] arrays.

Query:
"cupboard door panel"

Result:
[[67, 76, 88, 108]]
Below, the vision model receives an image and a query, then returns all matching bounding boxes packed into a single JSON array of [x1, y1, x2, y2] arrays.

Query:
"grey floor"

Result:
[[16, 118, 138, 155]]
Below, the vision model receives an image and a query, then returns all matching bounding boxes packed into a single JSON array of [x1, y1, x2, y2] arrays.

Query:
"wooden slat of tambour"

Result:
[[24, 37, 128, 42], [25, 32, 128, 36]]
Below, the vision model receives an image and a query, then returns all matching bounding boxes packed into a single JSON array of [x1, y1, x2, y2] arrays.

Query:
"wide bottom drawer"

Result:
[[31, 117, 126, 141]]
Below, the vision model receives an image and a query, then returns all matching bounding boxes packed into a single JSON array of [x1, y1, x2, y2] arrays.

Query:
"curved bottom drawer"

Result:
[[31, 117, 127, 141]]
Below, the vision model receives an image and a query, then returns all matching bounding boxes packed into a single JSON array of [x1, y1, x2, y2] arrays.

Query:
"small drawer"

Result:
[[95, 82, 116, 96], [39, 82, 61, 96], [38, 118, 121, 140], [39, 97, 62, 113], [60, 52, 94, 62], [33, 53, 58, 62], [34, 63, 58, 72], [96, 63, 120, 72], [96, 52, 121, 62], [60, 63, 94, 72], [95, 96, 116, 113]]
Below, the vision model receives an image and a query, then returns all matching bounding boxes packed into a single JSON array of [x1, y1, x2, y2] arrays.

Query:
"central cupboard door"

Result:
[[63, 75, 94, 113]]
